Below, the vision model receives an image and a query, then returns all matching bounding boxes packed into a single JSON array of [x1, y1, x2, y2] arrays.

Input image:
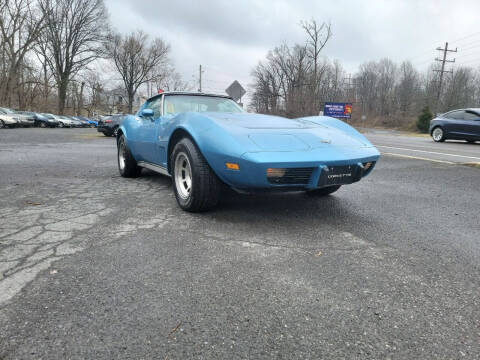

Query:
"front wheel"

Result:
[[40, 122, 47, 128], [58, 122, 64, 128], [118, 135, 141, 177], [432, 127, 445, 142], [171, 138, 220, 212], [306, 185, 341, 197]]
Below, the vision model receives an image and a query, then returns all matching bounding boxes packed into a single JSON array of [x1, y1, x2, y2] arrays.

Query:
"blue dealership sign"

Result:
[[324, 102, 352, 119]]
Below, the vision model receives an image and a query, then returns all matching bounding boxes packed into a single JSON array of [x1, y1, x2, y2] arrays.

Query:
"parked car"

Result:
[[97, 114, 125, 136], [430, 108, 480, 142], [16, 111, 58, 128], [64, 116, 86, 128], [42, 114, 76, 128], [0, 107, 19, 128], [116, 91, 380, 212], [5, 108, 34, 127], [74, 116, 97, 128]]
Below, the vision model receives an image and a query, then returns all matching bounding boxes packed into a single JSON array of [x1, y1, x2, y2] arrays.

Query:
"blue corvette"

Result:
[[117, 92, 380, 211]]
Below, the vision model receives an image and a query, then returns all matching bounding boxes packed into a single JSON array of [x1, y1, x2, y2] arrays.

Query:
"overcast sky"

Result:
[[104, 0, 480, 96]]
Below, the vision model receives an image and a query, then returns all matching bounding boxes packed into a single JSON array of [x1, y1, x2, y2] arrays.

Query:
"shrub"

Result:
[[416, 106, 433, 133]]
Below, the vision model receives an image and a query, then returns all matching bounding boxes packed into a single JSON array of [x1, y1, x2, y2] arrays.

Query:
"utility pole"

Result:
[[433, 42, 457, 112], [198, 65, 203, 93], [343, 73, 355, 103]]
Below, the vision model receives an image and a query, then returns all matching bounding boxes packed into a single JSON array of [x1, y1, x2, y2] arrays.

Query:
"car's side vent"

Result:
[[267, 167, 314, 185]]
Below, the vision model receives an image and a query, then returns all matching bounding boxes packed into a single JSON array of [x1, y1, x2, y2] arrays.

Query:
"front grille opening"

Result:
[[267, 167, 314, 185]]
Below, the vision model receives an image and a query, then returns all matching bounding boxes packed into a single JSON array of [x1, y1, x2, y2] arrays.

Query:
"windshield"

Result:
[[163, 95, 243, 116]]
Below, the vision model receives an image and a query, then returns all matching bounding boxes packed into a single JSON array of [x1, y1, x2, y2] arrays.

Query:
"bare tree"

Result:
[[0, 0, 44, 107], [38, 0, 108, 114], [301, 19, 332, 113], [105, 30, 170, 113]]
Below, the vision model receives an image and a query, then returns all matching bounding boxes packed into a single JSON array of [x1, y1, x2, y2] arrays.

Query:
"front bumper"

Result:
[[18, 119, 35, 126], [209, 146, 380, 191]]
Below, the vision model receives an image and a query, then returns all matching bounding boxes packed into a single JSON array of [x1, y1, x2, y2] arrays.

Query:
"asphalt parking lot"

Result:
[[1, 128, 479, 359]]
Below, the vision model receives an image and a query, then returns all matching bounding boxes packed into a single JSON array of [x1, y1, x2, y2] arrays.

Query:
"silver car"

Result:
[[42, 114, 75, 128], [0, 107, 20, 128]]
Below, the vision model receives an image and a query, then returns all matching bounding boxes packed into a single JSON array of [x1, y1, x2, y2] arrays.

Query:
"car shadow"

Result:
[[138, 168, 373, 232]]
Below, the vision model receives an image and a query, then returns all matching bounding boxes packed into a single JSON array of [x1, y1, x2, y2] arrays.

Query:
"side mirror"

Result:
[[141, 108, 154, 118]]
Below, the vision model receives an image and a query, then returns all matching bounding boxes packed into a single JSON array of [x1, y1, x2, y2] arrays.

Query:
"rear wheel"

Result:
[[306, 185, 341, 197], [117, 135, 141, 177], [432, 127, 445, 142], [112, 126, 119, 137], [58, 122, 64, 128], [171, 138, 220, 212], [40, 122, 47, 128], [0, 120, 5, 129]]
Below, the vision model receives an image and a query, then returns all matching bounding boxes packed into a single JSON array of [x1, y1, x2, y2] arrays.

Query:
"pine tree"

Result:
[[416, 106, 433, 133]]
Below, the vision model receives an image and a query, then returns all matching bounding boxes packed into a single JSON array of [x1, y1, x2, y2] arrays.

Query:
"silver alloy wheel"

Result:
[[174, 152, 192, 200], [432, 127, 443, 141], [118, 143, 126, 171]]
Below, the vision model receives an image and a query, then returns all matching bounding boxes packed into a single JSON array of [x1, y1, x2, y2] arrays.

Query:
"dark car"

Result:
[[16, 111, 58, 128], [430, 108, 480, 143], [75, 116, 98, 128], [97, 114, 125, 137]]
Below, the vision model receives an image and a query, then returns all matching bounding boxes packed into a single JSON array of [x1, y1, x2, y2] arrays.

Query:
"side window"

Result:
[[446, 111, 465, 120], [463, 111, 479, 121], [145, 96, 162, 118]]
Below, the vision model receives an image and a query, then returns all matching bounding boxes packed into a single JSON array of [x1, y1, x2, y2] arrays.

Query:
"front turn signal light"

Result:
[[226, 162, 240, 170]]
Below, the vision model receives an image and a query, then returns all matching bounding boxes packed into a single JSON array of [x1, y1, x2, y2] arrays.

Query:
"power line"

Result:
[[450, 31, 480, 44]]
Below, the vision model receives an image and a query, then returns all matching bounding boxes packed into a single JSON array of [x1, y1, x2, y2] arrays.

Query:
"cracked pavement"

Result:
[[0, 128, 479, 359]]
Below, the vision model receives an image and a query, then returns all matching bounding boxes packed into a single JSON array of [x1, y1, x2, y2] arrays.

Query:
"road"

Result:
[[0, 128, 479, 359], [364, 128, 480, 165]]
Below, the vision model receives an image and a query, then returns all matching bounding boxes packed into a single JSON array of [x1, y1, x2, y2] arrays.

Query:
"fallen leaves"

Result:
[[315, 251, 323, 257]]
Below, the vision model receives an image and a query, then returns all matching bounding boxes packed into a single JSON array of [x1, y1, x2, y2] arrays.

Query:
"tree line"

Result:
[[0, 0, 186, 116], [250, 20, 480, 128]]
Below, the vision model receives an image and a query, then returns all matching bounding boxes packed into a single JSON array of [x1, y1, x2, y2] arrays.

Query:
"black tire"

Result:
[[431, 126, 445, 142], [306, 185, 341, 197], [112, 126, 119, 137], [0, 120, 5, 129], [58, 122, 64, 128], [40, 122, 47, 128], [171, 138, 220, 212], [103, 132, 111, 137], [117, 135, 141, 177]]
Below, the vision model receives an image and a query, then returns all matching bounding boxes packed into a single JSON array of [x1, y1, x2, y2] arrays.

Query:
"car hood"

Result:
[[202, 112, 372, 151]]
